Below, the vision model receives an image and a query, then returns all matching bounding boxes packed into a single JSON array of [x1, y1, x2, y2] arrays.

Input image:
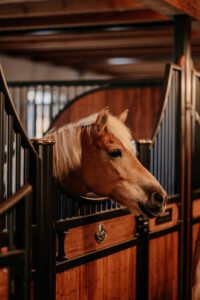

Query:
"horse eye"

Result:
[[108, 149, 122, 158]]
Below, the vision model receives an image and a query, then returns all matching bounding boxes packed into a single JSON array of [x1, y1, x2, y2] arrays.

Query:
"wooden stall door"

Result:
[[148, 232, 178, 300], [148, 204, 179, 300], [56, 246, 136, 300]]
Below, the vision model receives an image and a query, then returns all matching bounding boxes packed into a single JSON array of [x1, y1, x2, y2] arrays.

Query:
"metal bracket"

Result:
[[95, 224, 107, 244]]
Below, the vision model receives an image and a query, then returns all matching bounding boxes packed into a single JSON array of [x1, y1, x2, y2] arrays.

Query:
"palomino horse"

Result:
[[46, 107, 167, 218]]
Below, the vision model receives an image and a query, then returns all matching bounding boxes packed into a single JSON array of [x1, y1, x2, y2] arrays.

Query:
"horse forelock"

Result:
[[77, 112, 134, 152], [46, 112, 135, 180]]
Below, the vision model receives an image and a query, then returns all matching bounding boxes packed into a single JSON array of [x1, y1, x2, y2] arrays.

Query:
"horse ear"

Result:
[[95, 107, 109, 134], [118, 109, 129, 123]]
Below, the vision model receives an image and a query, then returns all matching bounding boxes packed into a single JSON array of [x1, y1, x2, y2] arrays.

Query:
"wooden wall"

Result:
[[52, 86, 162, 140]]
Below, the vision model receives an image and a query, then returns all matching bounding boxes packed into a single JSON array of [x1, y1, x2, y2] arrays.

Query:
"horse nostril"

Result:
[[151, 192, 164, 207], [154, 193, 164, 203]]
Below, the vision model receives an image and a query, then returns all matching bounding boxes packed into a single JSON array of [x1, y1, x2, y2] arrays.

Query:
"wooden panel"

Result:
[[192, 198, 200, 218], [149, 203, 179, 232], [192, 223, 200, 258], [0, 0, 145, 19], [191, 223, 200, 290], [0, 268, 8, 300], [65, 214, 135, 259], [56, 246, 136, 300], [141, 0, 200, 20], [52, 87, 161, 140], [148, 232, 178, 300]]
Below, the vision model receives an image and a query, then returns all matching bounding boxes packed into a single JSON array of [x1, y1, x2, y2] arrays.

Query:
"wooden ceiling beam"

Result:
[[0, 34, 172, 52], [67, 61, 166, 78], [140, 0, 200, 20], [0, 27, 173, 41], [0, 10, 167, 32], [0, 0, 144, 19], [27, 47, 173, 60]]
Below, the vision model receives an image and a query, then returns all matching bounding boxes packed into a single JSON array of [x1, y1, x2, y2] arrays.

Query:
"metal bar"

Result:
[[0, 184, 32, 215], [174, 15, 192, 300], [33, 86, 37, 138], [0, 93, 5, 202], [32, 139, 56, 300], [23, 189, 32, 300], [0, 66, 38, 156], [41, 85, 45, 134], [165, 89, 169, 193], [7, 115, 14, 252], [16, 133, 21, 189], [0, 250, 25, 267], [8, 79, 163, 89], [50, 85, 54, 123], [136, 217, 149, 300]]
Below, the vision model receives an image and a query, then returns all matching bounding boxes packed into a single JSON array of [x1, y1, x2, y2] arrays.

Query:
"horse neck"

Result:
[[60, 128, 91, 196], [62, 169, 90, 196]]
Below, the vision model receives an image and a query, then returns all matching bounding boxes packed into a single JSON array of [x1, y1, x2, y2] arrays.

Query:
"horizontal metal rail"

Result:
[[0, 183, 32, 215], [8, 78, 162, 88], [0, 65, 38, 156], [0, 250, 25, 267]]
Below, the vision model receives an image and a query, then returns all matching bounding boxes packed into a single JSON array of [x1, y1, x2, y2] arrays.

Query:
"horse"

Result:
[[46, 107, 167, 218]]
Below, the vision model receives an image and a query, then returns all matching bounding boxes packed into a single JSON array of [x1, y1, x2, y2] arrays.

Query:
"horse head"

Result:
[[48, 107, 167, 218]]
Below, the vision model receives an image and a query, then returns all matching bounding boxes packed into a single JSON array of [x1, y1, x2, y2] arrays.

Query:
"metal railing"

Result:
[[150, 64, 182, 196], [8, 79, 162, 138], [0, 65, 37, 300]]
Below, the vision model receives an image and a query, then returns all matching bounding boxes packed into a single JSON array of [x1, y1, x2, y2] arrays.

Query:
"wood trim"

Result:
[[0, 10, 168, 31], [141, 0, 200, 20], [64, 214, 136, 259], [192, 199, 200, 219], [0, 0, 144, 19], [149, 203, 179, 232], [0, 268, 8, 300]]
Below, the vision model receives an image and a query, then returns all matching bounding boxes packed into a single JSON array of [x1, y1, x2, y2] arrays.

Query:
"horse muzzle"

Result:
[[139, 192, 167, 218]]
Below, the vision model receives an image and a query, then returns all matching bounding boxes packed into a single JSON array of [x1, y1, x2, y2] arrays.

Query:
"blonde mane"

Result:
[[46, 112, 134, 180]]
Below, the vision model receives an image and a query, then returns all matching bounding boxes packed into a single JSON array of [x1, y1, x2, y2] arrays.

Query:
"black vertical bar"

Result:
[[7, 115, 14, 249], [0, 93, 5, 201], [0, 93, 5, 230], [23, 149, 31, 300], [136, 217, 149, 300], [33, 86, 37, 138], [136, 140, 151, 300], [41, 85, 45, 135], [50, 85, 54, 123], [136, 140, 152, 169], [16, 133, 21, 189], [165, 88, 169, 194], [32, 139, 56, 300], [7, 115, 15, 300], [174, 15, 192, 300]]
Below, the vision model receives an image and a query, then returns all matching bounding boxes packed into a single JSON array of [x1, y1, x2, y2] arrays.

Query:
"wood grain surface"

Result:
[[56, 246, 136, 300], [51, 87, 161, 140], [65, 214, 136, 259], [148, 232, 178, 300]]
